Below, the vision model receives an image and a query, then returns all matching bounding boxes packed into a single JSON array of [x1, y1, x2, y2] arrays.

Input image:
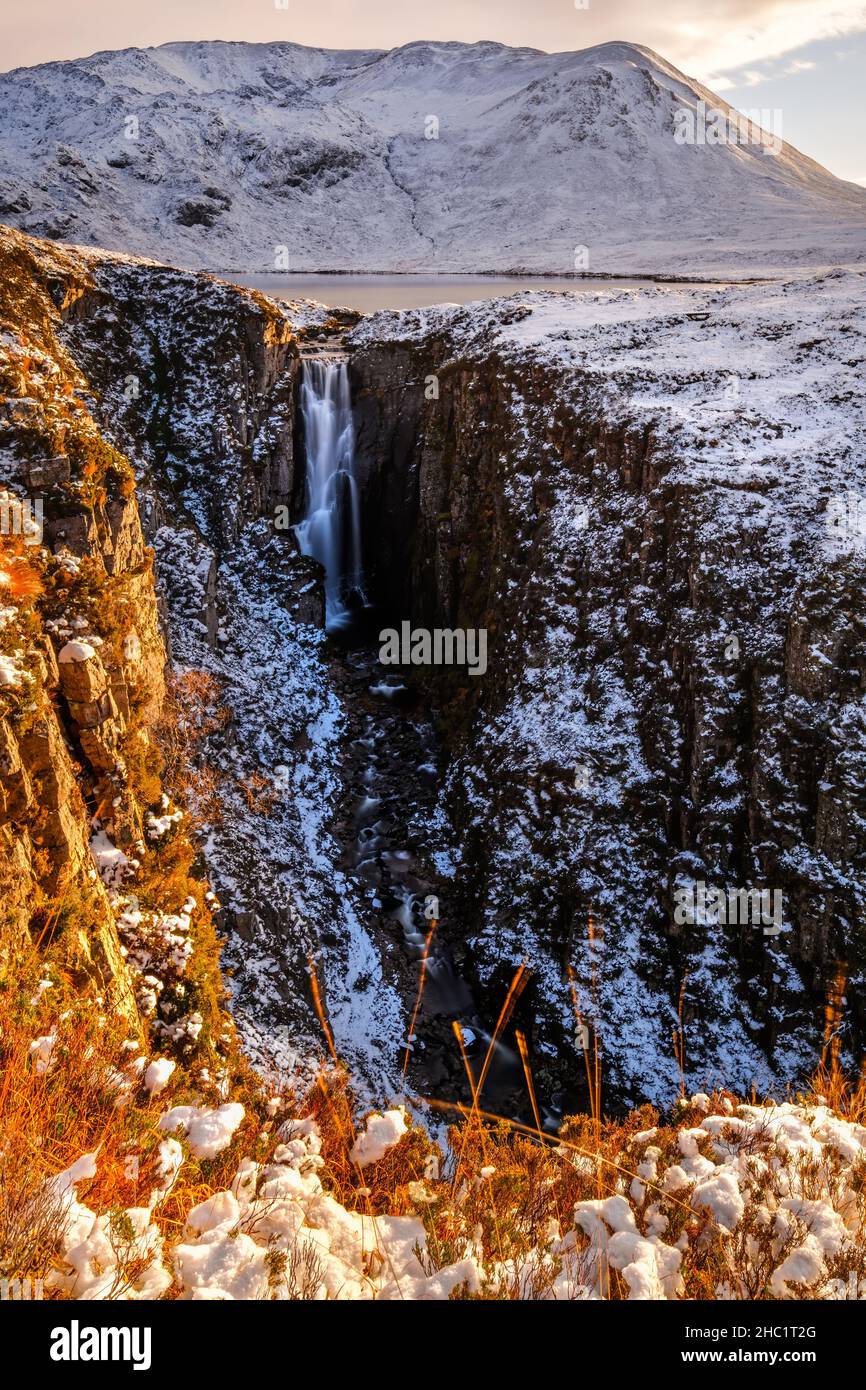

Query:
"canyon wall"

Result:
[[42, 235, 406, 1089], [0, 231, 163, 1026], [348, 284, 866, 1106], [0, 224, 300, 1071], [4, 221, 864, 1114]]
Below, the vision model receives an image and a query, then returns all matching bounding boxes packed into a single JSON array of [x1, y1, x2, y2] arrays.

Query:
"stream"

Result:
[[329, 635, 532, 1116]]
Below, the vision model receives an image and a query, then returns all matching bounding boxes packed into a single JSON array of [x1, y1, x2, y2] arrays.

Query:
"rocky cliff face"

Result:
[[0, 225, 244, 1064], [4, 221, 864, 1117], [348, 279, 866, 1107], [0, 233, 166, 1025]]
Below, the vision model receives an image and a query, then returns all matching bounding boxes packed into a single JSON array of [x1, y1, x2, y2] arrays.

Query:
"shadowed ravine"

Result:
[[300, 357, 544, 1121], [329, 639, 541, 1120], [40, 238, 865, 1120]]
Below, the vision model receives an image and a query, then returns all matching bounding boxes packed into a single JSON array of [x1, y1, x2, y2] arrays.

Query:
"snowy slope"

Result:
[[15, 209, 865, 1106], [349, 269, 866, 1104], [0, 38, 864, 275]]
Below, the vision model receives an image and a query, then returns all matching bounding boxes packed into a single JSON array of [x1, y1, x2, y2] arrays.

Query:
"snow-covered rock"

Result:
[[143, 1057, 176, 1095], [349, 1108, 408, 1167], [158, 1102, 245, 1159]]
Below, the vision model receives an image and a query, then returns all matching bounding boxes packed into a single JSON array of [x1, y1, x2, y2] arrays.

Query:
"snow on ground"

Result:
[[152, 519, 407, 1097], [1, 40, 864, 275], [143, 1058, 176, 1095], [351, 272, 866, 469], [89, 829, 130, 889], [349, 1108, 409, 1167], [45, 1093, 866, 1299], [158, 1103, 245, 1159]]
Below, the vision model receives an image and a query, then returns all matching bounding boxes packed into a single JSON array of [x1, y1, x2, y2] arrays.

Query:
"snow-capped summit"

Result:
[[0, 37, 864, 274]]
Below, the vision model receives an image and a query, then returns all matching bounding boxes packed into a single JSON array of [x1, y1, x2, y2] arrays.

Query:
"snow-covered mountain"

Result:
[[1, 38, 864, 275]]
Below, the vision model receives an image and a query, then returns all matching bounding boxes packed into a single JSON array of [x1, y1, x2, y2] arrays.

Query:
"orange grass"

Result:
[[6, 909, 866, 1302]]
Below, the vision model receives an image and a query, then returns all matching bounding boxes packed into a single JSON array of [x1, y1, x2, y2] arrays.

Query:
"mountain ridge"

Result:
[[0, 37, 864, 274]]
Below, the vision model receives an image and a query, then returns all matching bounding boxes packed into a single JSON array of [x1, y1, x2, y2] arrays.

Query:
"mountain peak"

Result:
[[0, 36, 863, 274]]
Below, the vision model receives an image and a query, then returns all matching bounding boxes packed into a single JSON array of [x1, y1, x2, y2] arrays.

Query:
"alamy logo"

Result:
[[825, 1272, 866, 1299], [826, 493, 866, 553], [0, 492, 42, 545], [1, 1276, 43, 1300], [674, 101, 782, 154], [50, 1320, 151, 1371], [379, 622, 487, 677], [674, 880, 783, 935]]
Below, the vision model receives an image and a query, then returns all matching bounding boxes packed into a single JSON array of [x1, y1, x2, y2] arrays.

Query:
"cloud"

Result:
[[712, 55, 819, 90], [1, 0, 865, 78], [664, 0, 866, 81]]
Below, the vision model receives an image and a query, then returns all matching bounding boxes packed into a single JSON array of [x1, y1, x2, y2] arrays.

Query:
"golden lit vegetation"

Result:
[[5, 927, 866, 1301]]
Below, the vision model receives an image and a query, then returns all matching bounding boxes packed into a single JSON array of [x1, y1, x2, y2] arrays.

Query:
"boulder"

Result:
[[58, 641, 107, 703], [28, 455, 70, 489]]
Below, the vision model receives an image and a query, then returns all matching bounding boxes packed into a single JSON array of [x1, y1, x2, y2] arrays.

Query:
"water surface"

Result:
[[226, 272, 662, 313]]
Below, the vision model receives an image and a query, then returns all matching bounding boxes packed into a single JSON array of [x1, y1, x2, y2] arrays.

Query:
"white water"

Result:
[[296, 358, 365, 629]]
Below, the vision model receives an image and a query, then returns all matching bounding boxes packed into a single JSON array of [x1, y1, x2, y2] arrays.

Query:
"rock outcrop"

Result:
[[0, 225, 232, 1046], [348, 278, 866, 1105]]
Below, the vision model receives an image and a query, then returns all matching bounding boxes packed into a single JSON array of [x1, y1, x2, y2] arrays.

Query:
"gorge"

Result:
[[2, 223, 865, 1138], [3, 20, 866, 1309], [2, 211, 866, 1304]]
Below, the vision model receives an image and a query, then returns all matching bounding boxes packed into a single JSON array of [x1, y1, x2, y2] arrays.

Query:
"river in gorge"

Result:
[[296, 355, 549, 1124]]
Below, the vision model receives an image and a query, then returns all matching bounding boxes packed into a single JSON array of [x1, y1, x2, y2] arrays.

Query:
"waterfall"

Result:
[[296, 358, 366, 630]]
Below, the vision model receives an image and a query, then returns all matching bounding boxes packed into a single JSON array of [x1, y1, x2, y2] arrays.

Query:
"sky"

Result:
[[1, 0, 864, 183]]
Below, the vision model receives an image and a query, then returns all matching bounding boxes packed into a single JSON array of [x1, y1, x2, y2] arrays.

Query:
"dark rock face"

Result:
[[347, 293, 866, 1105], [60, 261, 301, 553], [174, 198, 228, 229], [18, 227, 863, 1111]]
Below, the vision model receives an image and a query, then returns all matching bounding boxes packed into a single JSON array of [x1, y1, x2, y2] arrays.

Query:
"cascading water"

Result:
[[296, 356, 535, 1118], [297, 357, 366, 629]]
